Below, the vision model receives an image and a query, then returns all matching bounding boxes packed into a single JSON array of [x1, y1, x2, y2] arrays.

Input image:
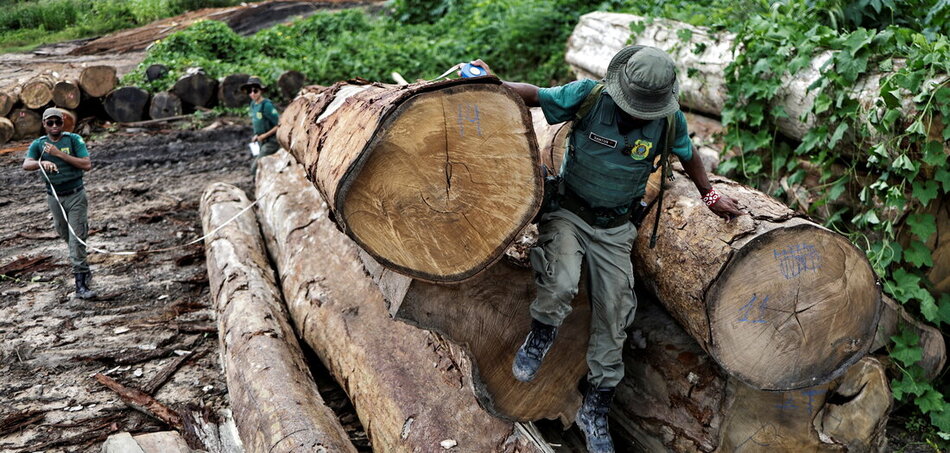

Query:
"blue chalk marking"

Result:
[[738, 294, 768, 323], [456, 104, 482, 137], [774, 243, 822, 279]]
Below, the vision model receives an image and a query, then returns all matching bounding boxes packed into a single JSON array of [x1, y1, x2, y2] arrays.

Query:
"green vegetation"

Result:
[[0, 0, 246, 53]]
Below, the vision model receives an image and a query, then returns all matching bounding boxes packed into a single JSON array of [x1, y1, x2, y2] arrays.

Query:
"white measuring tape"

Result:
[[37, 154, 259, 256]]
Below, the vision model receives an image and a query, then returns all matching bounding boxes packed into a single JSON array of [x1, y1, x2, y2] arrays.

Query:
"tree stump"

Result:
[[79, 65, 118, 98], [20, 75, 55, 109], [10, 109, 41, 139], [174, 70, 218, 108], [52, 80, 82, 110], [276, 78, 542, 283], [254, 150, 547, 452], [0, 87, 20, 116], [145, 64, 169, 82], [200, 182, 358, 453], [0, 117, 14, 145], [218, 73, 250, 109], [149, 92, 184, 120], [104, 86, 150, 123], [277, 70, 306, 100]]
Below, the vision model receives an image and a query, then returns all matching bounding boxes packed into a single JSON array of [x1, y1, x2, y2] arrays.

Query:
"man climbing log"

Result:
[[470, 45, 743, 452]]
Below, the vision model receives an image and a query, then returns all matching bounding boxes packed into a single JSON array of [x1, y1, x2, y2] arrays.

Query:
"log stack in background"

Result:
[[276, 78, 542, 283]]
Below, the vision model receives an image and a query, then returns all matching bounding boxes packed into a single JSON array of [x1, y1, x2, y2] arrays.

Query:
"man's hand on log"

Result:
[[705, 189, 743, 221], [466, 60, 493, 77]]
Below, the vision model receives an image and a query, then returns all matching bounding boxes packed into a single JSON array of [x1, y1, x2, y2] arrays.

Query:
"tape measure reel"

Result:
[[460, 63, 485, 78]]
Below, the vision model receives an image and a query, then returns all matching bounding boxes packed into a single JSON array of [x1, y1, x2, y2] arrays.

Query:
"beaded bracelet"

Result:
[[702, 188, 721, 207]]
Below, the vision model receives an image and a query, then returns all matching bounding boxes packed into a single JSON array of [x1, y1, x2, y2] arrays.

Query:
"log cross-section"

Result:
[[277, 78, 542, 283]]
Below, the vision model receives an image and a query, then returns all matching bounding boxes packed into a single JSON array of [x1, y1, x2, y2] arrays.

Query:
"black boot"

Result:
[[512, 319, 557, 382], [576, 386, 616, 453], [74, 272, 97, 300]]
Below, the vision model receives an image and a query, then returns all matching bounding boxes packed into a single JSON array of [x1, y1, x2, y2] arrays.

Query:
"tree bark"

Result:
[[218, 73, 250, 109], [277, 70, 306, 100], [565, 11, 947, 145], [174, 70, 219, 108], [149, 92, 184, 120], [613, 297, 891, 452], [199, 182, 357, 453], [254, 150, 547, 453], [276, 78, 542, 283], [362, 252, 589, 423], [10, 109, 41, 140], [20, 75, 55, 109], [0, 117, 14, 145], [52, 80, 82, 110], [104, 86, 150, 123], [79, 65, 118, 98], [872, 295, 947, 381], [0, 87, 18, 117]]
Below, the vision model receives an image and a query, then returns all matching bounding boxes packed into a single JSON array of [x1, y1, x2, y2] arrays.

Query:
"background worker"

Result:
[[22, 108, 97, 300], [241, 76, 280, 175], [471, 46, 742, 453]]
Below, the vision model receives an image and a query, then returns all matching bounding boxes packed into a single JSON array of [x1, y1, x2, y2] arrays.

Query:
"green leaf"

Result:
[[911, 180, 940, 205], [893, 154, 916, 172], [881, 88, 901, 109], [904, 240, 934, 268], [892, 373, 927, 400], [676, 28, 693, 42], [920, 291, 939, 324], [916, 388, 945, 414], [890, 328, 922, 366], [931, 405, 950, 435], [907, 213, 937, 242], [922, 140, 946, 167], [827, 123, 848, 149], [937, 168, 950, 192], [883, 108, 902, 125], [814, 93, 832, 114], [907, 119, 927, 135]]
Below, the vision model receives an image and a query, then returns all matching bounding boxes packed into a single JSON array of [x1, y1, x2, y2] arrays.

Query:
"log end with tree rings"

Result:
[[53, 80, 82, 110], [706, 223, 881, 390], [0, 117, 14, 145], [104, 86, 150, 123], [0, 90, 17, 117], [149, 91, 184, 120], [336, 81, 542, 282], [20, 76, 54, 110], [11, 108, 41, 139], [78, 65, 118, 98], [219, 73, 250, 108]]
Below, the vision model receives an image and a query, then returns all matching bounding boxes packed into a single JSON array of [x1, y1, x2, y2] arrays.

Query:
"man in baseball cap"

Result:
[[466, 48, 742, 452], [23, 107, 97, 299]]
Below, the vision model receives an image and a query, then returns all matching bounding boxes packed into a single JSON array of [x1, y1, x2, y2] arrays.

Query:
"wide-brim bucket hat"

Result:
[[240, 76, 266, 92], [604, 45, 680, 120]]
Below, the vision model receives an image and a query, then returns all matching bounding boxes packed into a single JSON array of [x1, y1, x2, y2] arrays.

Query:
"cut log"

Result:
[[149, 92, 184, 120], [0, 117, 13, 145], [10, 109, 41, 140], [59, 109, 77, 133], [872, 295, 946, 381], [104, 86, 150, 123], [52, 80, 82, 110], [173, 70, 219, 108], [613, 297, 890, 452], [218, 73, 250, 108], [254, 150, 547, 452], [0, 87, 20, 116], [566, 11, 947, 145], [79, 65, 118, 98], [276, 78, 542, 282], [277, 70, 306, 100], [200, 182, 357, 453], [20, 75, 55, 109], [532, 116, 881, 390], [363, 252, 589, 423], [145, 64, 169, 82]]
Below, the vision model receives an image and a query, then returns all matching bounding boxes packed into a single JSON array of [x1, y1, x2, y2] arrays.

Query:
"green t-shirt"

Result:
[[538, 79, 693, 161], [26, 132, 89, 192], [250, 98, 280, 140]]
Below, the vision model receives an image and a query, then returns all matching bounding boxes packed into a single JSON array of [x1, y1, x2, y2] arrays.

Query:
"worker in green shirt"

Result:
[[241, 76, 280, 175], [22, 108, 97, 300], [471, 46, 742, 453]]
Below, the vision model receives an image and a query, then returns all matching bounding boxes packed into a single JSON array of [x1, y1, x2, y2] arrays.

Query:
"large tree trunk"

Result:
[[0, 117, 14, 145], [104, 86, 150, 123], [174, 70, 219, 108], [566, 11, 947, 145], [52, 80, 82, 110], [276, 78, 542, 283], [149, 91, 184, 120], [218, 73, 250, 109], [362, 253, 589, 423], [10, 108, 41, 140], [20, 75, 55, 109], [0, 87, 18, 117], [254, 150, 548, 453], [614, 297, 891, 452], [79, 65, 118, 98], [277, 70, 306, 100], [200, 182, 357, 453]]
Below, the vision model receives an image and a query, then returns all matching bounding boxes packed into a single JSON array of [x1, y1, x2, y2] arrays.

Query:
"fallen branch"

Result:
[[95, 373, 183, 430], [0, 410, 46, 437]]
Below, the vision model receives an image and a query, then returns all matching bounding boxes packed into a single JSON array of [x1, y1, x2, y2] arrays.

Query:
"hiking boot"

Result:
[[576, 386, 616, 453], [74, 272, 97, 300], [512, 319, 557, 382]]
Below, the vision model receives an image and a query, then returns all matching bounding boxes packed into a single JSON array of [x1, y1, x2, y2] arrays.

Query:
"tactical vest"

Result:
[[562, 91, 669, 209]]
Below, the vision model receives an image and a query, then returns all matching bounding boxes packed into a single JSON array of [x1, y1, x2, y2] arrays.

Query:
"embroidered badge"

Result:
[[588, 132, 617, 148], [61, 147, 71, 155], [256, 112, 263, 119], [629, 140, 652, 160]]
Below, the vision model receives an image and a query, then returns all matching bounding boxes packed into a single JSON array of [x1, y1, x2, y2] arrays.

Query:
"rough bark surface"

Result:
[[254, 150, 546, 453], [873, 295, 947, 381], [277, 70, 306, 100], [78, 65, 118, 98], [200, 182, 357, 453], [52, 80, 82, 110], [566, 11, 947, 145], [277, 78, 542, 283], [363, 253, 589, 423], [614, 297, 891, 452]]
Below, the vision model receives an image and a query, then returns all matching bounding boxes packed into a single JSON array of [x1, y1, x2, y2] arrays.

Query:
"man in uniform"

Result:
[[241, 76, 280, 175], [22, 108, 97, 299], [471, 46, 742, 452]]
